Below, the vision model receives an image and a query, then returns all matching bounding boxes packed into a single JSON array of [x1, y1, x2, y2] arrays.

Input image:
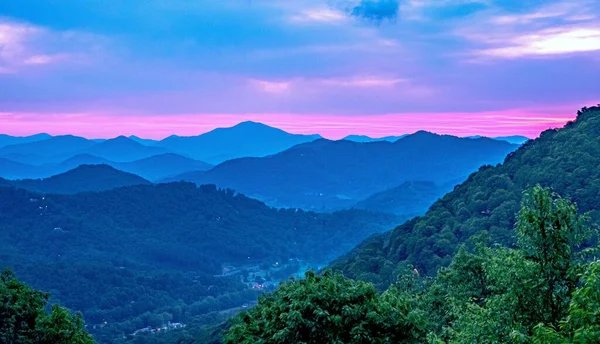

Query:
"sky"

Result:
[[0, 0, 598, 139]]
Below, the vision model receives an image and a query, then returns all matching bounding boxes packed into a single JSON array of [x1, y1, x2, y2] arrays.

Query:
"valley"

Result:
[[0, 121, 524, 343], [2, 111, 599, 342]]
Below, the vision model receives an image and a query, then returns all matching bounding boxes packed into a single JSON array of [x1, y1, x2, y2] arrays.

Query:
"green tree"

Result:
[[533, 260, 600, 344], [0, 269, 48, 343], [0, 269, 93, 344], [225, 270, 426, 343], [516, 185, 592, 326], [436, 186, 594, 343]]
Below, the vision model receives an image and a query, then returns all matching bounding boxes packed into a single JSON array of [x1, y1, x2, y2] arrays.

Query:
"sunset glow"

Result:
[[0, 111, 576, 140], [0, 0, 598, 138]]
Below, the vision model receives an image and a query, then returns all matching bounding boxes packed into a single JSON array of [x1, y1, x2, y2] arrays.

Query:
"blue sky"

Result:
[[0, 0, 598, 138]]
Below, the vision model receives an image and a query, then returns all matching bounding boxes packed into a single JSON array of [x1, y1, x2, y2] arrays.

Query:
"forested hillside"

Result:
[[331, 106, 600, 288], [0, 182, 399, 342], [230, 186, 600, 343]]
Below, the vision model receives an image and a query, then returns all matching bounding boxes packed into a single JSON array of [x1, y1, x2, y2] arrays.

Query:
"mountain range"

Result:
[[0, 133, 52, 148], [331, 106, 600, 289], [0, 135, 98, 165], [0, 122, 528, 178], [0, 122, 319, 179], [0, 151, 213, 181], [169, 132, 519, 212], [0, 124, 521, 216], [344, 134, 530, 144]]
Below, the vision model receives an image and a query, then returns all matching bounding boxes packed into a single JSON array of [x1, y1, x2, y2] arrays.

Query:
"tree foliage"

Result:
[[225, 270, 426, 343], [429, 185, 596, 343], [0, 269, 93, 343], [230, 185, 600, 343]]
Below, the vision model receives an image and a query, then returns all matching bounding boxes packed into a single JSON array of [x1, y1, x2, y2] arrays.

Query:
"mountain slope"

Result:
[[56, 154, 111, 171], [468, 135, 530, 145], [0, 164, 151, 194], [330, 106, 600, 288], [0, 135, 96, 164], [0, 133, 52, 148], [353, 181, 451, 216], [0, 152, 212, 181], [0, 158, 38, 179], [156, 121, 322, 164], [117, 153, 213, 181], [493, 135, 530, 145], [128, 135, 159, 146], [84, 136, 167, 162], [171, 132, 519, 211]]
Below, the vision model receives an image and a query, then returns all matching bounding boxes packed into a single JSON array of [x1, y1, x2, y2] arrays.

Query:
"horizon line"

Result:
[[0, 120, 536, 141], [0, 111, 575, 140]]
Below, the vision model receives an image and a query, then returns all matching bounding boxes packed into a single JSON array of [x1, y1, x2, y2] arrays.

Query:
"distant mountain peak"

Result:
[[54, 134, 84, 140], [108, 135, 135, 143], [156, 121, 322, 164], [221, 121, 286, 134], [411, 130, 438, 137], [47, 163, 151, 187], [0, 164, 151, 194], [234, 120, 267, 127], [96, 136, 148, 148]]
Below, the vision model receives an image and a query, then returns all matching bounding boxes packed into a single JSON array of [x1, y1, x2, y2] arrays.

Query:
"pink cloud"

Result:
[[452, 0, 600, 60], [289, 8, 348, 24], [0, 18, 103, 72], [477, 27, 600, 58], [0, 109, 578, 140], [23, 53, 69, 65], [249, 79, 292, 94], [248, 75, 417, 97], [321, 76, 406, 87]]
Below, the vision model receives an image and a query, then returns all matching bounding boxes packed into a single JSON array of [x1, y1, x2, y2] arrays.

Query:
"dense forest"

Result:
[[0, 182, 398, 342], [331, 106, 600, 289], [228, 186, 600, 343]]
